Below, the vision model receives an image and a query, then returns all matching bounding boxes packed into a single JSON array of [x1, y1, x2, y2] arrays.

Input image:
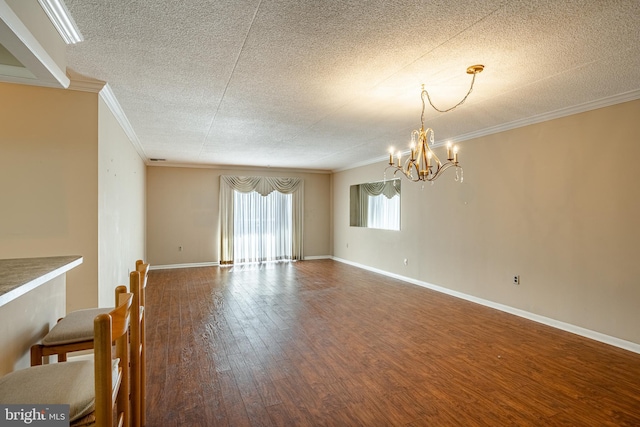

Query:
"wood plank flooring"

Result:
[[145, 260, 640, 426]]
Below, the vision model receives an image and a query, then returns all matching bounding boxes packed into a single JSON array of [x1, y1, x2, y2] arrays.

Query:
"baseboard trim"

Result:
[[151, 257, 333, 270], [150, 262, 219, 270], [303, 255, 332, 260], [331, 257, 640, 354]]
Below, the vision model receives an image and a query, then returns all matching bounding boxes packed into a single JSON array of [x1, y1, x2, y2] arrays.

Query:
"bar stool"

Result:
[[135, 260, 150, 427], [30, 289, 118, 366], [130, 261, 149, 427], [0, 288, 133, 427], [31, 261, 148, 367]]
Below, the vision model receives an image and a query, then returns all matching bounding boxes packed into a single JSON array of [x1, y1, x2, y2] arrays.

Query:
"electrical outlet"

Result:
[[513, 275, 520, 285]]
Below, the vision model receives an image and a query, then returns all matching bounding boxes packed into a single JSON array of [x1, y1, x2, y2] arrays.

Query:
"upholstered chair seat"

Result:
[[42, 308, 112, 346], [31, 301, 117, 366], [0, 358, 120, 426], [0, 289, 132, 427], [0, 360, 94, 423]]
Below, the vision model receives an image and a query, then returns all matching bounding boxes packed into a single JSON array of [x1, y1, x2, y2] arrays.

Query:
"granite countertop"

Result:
[[0, 256, 83, 307]]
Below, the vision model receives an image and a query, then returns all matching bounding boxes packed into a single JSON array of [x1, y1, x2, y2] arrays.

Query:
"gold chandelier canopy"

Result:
[[386, 65, 484, 184]]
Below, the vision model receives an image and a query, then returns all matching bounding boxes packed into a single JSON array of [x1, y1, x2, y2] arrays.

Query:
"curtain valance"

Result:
[[221, 175, 303, 196], [360, 180, 400, 199]]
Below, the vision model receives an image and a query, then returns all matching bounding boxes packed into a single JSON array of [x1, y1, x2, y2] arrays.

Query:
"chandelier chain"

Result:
[[385, 64, 483, 184], [421, 71, 478, 118]]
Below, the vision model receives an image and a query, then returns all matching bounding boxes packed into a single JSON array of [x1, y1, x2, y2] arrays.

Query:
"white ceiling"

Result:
[[61, 0, 640, 171]]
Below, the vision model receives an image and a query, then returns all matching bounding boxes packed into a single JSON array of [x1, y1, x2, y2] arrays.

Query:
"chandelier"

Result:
[[386, 64, 484, 183]]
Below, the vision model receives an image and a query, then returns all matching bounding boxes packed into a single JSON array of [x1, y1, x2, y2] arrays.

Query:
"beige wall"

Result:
[[98, 96, 146, 306], [0, 275, 65, 375], [333, 99, 640, 345], [0, 82, 146, 312], [0, 82, 99, 311], [146, 166, 331, 265]]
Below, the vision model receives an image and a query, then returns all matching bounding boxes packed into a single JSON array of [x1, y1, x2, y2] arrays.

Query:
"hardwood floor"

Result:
[[145, 260, 640, 426]]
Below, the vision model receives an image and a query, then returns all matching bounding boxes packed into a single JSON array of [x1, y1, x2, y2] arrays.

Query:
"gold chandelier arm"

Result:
[[421, 64, 484, 114], [405, 162, 420, 182], [386, 164, 421, 182], [426, 163, 463, 182]]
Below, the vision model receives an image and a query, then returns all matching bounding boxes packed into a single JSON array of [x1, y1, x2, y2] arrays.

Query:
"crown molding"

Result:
[[0, 0, 69, 88], [334, 90, 640, 173], [67, 77, 105, 93], [66, 68, 105, 92], [446, 89, 640, 145], [37, 0, 83, 44], [67, 67, 104, 92], [148, 161, 332, 174], [99, 84, 147, 161], [333, 154, 388, 173]]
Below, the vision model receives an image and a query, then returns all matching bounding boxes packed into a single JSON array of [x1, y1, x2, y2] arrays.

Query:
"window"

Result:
[[219, 175, 304, 265], [367, 193, 400, 230], [233, 189, 292, 263]]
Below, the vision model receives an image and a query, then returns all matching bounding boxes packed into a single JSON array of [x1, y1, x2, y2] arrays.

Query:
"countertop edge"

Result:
[[0, 256, 83, 308]]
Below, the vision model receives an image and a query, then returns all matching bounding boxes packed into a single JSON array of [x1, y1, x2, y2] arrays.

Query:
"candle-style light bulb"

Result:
[[446, 142, 453, 160], [397, 151, 402, 167], [410, 143, 416, 160], [453, 145, 459, 163], [389, 148, 394, 165], [427, 151, 432, 167]]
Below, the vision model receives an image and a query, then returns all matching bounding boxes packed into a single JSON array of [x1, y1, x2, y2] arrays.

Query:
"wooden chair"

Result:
[[30, 293, 115, 366], [31, 262, 149, 367], [0, 287, 133, 427], [130, 261, 149, 427]]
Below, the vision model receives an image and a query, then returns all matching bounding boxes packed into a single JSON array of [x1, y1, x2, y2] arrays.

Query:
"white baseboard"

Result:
[[331, 257, 640, 354], [151, 257, 333, 270], [150, 262, 218, 270], [303, 255, 332, 260]]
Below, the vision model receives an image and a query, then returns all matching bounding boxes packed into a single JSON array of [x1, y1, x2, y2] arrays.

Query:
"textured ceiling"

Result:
[[63, 0, 640, 171]]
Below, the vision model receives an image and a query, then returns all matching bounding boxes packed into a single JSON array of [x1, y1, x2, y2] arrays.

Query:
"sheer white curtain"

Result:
[[367, 193, 400, 230], [219, 176, 304, 265], [233, 190, 292, 263]]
